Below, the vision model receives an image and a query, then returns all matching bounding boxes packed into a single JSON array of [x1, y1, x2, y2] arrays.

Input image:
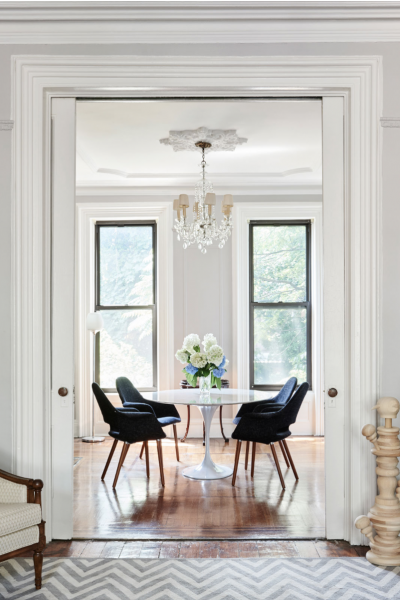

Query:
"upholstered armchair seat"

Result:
[[0, 503, 42, 538], [0, 470, 46, 590]]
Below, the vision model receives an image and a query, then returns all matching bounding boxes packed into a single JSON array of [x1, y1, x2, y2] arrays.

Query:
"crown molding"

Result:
[[1, 1, 400, 43], [381, 117, 400, 128], [75, 182, 322, 197], [0, 120, 13, 130]]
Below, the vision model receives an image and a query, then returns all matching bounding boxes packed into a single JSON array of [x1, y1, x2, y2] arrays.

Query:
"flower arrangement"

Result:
[[175, 333, 229, 390]]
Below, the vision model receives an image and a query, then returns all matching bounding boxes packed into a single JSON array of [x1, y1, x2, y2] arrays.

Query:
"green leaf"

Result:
[[194, 345, 201, 353], [215, 377, 222, 390]]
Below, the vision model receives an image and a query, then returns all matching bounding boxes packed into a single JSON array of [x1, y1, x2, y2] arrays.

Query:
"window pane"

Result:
[[99, 309, 153, 389], [253, 225, 307, 302], [99, 226, 153, 306], [253, 307, 307, 385]]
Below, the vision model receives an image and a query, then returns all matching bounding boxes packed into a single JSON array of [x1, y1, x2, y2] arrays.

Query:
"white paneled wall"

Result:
[[172, 233, 235, 438]]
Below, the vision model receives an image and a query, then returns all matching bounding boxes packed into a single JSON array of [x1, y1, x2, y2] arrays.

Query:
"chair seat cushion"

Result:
[[0, 503, 42, 537], [0, 525, 39, 555], [157, 416, 181, 426]]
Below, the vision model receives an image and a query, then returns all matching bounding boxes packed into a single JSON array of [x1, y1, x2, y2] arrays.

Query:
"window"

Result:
[[95, 221, 157, 392], [249, 221, 311, 391]]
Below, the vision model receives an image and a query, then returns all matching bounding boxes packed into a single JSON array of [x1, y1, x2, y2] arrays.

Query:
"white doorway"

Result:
[[12, 55, 380, 543], [52, 96, 343, 540]]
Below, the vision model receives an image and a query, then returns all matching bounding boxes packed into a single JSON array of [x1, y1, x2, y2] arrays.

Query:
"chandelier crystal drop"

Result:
[[173, 141, 233, 253]]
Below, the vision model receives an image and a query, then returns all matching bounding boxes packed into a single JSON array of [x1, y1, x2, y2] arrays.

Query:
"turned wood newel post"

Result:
[[355, 397, 400, 566]]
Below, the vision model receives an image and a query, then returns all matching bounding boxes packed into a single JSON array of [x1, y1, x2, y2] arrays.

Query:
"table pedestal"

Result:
[[182, 405, 233, 481]]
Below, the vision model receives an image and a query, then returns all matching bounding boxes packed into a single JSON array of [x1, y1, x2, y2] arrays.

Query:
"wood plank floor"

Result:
[[74, 436, 325, 540], [22, 540, 367, 559]]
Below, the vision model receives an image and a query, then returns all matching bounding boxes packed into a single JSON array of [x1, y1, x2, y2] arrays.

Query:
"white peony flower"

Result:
[[175, 348, 189, 364], [207, 344, 224, 366], [224, 358, 229, 368], [190, 352, 208, 369], [182, 333, 201, 354], [202, 333, 218, 352]]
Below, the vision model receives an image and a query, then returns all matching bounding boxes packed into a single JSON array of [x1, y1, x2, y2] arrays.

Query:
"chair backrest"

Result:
[[116, 376, 144, 405], [274, 376, 297, 405], [279, 382, 309, 427], [92, 382, 116, 425]]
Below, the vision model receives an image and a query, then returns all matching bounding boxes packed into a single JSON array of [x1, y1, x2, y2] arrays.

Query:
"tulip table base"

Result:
[[182, 405, 233, 480]]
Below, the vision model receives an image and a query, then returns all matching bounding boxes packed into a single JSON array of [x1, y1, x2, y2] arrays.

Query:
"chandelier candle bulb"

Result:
[[223, 194, 234, 207]]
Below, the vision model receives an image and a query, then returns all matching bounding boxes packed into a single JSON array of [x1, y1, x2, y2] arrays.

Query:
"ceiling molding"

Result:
[[381, 117, 400, 128], [2, 1, 400, 43], [75, 182, 322, 197], [0, 120, 14, 130]]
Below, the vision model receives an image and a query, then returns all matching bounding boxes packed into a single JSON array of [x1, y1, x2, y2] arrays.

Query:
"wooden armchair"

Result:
[[0, 469, 46, 590]]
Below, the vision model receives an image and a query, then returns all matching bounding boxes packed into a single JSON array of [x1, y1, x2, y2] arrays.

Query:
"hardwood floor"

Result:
[[30, 539, 367, 559], [74, 436, 325, 540]]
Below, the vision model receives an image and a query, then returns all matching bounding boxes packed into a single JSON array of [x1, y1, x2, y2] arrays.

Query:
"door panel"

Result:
[[51, 98, 76, 539], [322, 97, 345, 539]]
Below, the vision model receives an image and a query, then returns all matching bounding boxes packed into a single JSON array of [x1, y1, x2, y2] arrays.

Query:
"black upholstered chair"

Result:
[[231, 382, 309, 490], [92, 383, 167, 488], [116, 376, 181, 462], [233, 377, 297, 470]]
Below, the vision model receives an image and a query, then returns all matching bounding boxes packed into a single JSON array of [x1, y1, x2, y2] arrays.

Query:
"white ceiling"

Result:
[[76, 100, 322, 195]]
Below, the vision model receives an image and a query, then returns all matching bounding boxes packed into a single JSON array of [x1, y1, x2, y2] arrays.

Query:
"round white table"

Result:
[[142, 388, 272, 481]]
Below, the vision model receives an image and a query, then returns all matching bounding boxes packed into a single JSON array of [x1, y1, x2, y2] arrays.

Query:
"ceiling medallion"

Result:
[[160, 128, 247, 254], [160, 126, 247, 153]]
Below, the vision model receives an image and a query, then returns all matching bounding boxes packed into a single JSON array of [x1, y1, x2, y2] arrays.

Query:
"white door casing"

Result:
[[51, 98, 76, 539], [11, 56, 381, 543]]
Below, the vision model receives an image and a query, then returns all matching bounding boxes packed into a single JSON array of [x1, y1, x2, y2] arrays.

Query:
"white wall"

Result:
[[1, 40, 400, 469]]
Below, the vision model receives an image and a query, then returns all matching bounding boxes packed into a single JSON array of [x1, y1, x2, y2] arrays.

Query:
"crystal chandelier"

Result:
[[173, 141, 233, 254]]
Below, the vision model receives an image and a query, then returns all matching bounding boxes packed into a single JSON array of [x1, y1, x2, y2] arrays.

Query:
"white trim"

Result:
[[11, 54, 381, 543], [75, 201, 174, 436], [380, 118, 400, 128], [1, 2, 400, 44], [0, 120, 13, 130], [232, 202, 323, 437], [76, 182, 323, 197]]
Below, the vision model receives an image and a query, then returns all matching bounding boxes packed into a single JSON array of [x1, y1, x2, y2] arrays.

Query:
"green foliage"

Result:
[[98, 226, 154, 388], [253, 225, 306, 302], [253, 225, 308, 385]]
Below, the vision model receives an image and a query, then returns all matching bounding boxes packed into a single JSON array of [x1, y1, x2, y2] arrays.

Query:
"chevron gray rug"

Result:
[[0, 557, 399, 599]]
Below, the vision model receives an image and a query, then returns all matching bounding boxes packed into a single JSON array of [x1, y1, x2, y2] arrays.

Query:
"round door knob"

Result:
[[328, 388, 338, 398], [58, 387, 68, 397]]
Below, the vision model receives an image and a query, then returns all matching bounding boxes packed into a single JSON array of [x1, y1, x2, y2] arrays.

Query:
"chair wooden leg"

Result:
[[244, 441, 250, 470], [271, 442, 286, 489], [33, 551, 43, 590], [282, 439, 299, 480], [251, 442, 256, 478], [144, 441, 150, 478], [203, 421, 205, 446], [101, 438, 118, 480], [173, 424, 180, 462], [219, 406, 229, 443], [232, 440, 242, 486], [113, 443, 129, 489], [279, 440, 290, 468], [156, 439, 165, 487], [181, 406, 191, 442], [139, 442, 145, 459]]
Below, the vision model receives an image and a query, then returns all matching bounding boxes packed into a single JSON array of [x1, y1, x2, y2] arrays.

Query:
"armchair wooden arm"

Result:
[[0, 469, 43, 505]]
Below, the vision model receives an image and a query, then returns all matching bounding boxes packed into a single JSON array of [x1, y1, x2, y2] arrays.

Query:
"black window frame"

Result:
[[249, 220, 312, 392], [94, 220, 158, 393]]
